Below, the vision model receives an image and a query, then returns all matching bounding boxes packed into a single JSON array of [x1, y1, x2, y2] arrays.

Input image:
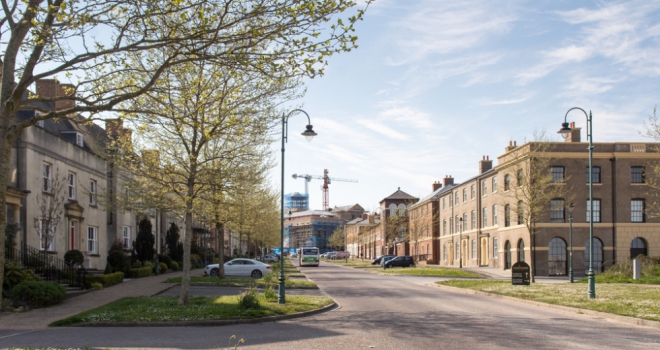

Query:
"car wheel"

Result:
[[251, 270, 263, 279], [210, 268, 219, 277], [408, 263, 414, 267]]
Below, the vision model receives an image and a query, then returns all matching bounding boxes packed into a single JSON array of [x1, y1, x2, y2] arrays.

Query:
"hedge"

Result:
[[84, 272, 124, 289], [11, 281, 66, 308], [129, 266, 153, 279]]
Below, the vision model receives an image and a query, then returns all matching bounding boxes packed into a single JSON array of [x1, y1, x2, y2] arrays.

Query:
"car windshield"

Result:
[[303, 248, 318, 255]]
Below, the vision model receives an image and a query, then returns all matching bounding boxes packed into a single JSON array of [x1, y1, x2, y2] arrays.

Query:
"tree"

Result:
[[34, 169, 66, 253], [498, 130, 573, 282], [641, 106, 660, 216], [0, 0, 372, 312], [134, 218, 154, 263], [328, 226, 347, 250], [384, 214, 408, 256], [165, 222, 182, 262], [408, 202, 439, 262]]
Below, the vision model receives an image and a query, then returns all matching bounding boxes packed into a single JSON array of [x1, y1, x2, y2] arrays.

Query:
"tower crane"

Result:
[[292, 169, 358, 210]]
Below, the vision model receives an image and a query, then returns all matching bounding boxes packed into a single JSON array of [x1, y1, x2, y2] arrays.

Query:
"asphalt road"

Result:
[[2, 260, 660, 349]]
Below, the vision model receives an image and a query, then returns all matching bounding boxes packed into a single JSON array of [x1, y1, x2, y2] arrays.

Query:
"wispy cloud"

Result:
[[356, 119, 409, 140], [478, 94, 533, 106]]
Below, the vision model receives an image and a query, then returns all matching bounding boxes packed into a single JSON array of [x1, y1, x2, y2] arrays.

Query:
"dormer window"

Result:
[[76, 133, 84, 147], [37, 120, 45, 128]]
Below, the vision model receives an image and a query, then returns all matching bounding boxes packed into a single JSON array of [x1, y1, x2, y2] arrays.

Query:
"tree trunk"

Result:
[[0, 137, 11, 318], [215, 221, 225, 278], [178, 175, 195, 305]]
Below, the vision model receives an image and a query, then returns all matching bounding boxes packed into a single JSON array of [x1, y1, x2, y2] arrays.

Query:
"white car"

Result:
[[204, 258, 272, 278]]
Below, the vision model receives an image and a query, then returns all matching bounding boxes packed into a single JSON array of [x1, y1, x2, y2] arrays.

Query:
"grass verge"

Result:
[[438, 280, 660, 322], [164, 276, 318, 289], [50, 295, 333, 326], [381, 267, 481, 277], [578, 275, 660, 284]]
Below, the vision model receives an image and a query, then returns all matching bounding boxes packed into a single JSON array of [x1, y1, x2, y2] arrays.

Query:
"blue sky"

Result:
[[275, 0, 660, 213]]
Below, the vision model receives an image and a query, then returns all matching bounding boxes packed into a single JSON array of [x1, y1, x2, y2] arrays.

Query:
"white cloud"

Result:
[[378, 106, 435, 129], [478, 95, 532, 106], [356, 119, 409, 140]]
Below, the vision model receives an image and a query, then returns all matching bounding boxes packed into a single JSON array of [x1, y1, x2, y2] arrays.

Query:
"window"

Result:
[[449, 217, 453, 234], [471, 185, 475, 199], [443, 245, 447, 261], [504, 204, 511, 227], [518, 240, 525, 262], [398, 204, 406, 217], [586, 199, 601, 223], [492, 177, 498, 192], [493, 237, 498, 258], [38, 218, 54, 251], [123, 226, 131, 249], [517, 201, 524, 224], [550, 199, 565, 223], [482, 207, 488, 227], [89, 180, 97, 205], [426, 223, 430, 237], [471, 210, 476, 230], [630, 237, 647, 259], [492, 205, 498, 226], [517, 170, 524, 187], [36, 120, 45, 127], [631, 166, 645, 183], [449, 195, 453, 207], [87, 226, 98, 253], [42, 163, 51, 192], [443, 220, 447, 236], [455, 242, 459, 260], [463, 189, 467, 202], [67, 173, 76, 199], [389, 204, 397, 216], [504, 175, 510, 191], [442, 197, 446, 210], [463, 213, 467, 230], [455, 215, 460, 233], [587, 166, 601, 183], [455, 192, 459, 206], [482, 181, 487, 196], [631, 199, 645, 222], [550, 166, 565, 183], [584, 238, 603, 274], [505, 241, 512, 269], [549, 237, 567, 276], [472, 240, 476, 259], [75, 133, 84, 147]]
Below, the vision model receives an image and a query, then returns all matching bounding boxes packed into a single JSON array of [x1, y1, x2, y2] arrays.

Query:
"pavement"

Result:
[[2, 259, 660, 349]]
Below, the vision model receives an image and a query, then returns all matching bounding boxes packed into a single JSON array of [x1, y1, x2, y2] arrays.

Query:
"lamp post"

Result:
[[568, 202, 574, 283], [458, 217, 463, 268], [558, 108, 595, 299], [280, 109, 317, 304]]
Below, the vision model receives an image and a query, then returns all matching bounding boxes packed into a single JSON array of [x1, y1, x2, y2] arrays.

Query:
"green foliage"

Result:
[[165, 223, 181, 262], [5, 222, 20, 250], [154, 262, 168, 274], [64, 249, 84, 266], [129, 267, 153, 279], [3, 261, 42, 292], [85, 272, 124, 289], [170, 261, 180, 271], [263, 286, 277, 301], [578, 257, 660, 284], [158, 253, 172, 268], [238, 286, 260, 310], [104, 262, 113, 275], [107, 251, 128, 272], [135, 218, 155, 263], [190, 254, 201, 264], [10, 281, 66, 308], [91, 282, 104, 290], [108, 239, 126, 253]]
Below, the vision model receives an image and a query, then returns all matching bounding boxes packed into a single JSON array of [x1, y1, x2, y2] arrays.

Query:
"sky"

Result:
[[273, 0, 660, 214]]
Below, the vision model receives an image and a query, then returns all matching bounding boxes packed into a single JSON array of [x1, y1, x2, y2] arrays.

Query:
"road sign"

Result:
[[512, 261, 530, 286]]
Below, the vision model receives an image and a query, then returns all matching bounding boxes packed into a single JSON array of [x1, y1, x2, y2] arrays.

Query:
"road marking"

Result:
[[0, 329, 40, 340]]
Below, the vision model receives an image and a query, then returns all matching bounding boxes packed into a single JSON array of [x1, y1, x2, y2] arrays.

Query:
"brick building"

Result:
[[378, 188, 418, 257]]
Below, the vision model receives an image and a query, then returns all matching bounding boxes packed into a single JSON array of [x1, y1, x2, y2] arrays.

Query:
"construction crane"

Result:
[[292, 169, 358, 210]]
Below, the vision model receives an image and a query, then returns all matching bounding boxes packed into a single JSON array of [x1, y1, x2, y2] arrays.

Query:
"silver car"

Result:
[[204, 258, 272, 278]]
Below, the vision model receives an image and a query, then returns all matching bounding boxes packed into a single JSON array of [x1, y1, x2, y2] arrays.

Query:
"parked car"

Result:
[[290, 252, 298, 258], [334, 251, 350, 259], [380, 255, 397, 267], [204, 258, 272, 278], [261, 254, 279, 263], [372, 255, 394, 265], [326, 252, 338, 259], [383, 256, 415, 269], [321, 252, 328, 258]]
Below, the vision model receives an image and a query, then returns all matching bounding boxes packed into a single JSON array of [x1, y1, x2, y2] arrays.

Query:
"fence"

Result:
[[5, 242, 86, 288]]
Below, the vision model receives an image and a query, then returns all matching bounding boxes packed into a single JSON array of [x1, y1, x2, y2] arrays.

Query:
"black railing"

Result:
[[5, 242, 86, 289]]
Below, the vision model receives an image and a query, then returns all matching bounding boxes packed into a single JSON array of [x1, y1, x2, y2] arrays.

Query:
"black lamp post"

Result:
[[568, 202, 574, 283], [558, 108, 595, 298], [280, 109, 317, 304]]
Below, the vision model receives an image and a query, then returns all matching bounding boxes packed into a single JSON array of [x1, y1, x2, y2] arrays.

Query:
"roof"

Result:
[[333, 203, 364, 212], [284, 210, 337, 219], [410, 183, 458, 209], [380, 187, 418, 203]]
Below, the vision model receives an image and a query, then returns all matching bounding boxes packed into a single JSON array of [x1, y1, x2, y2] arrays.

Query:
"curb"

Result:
[[68, 301, 338, 327], [434, 283, 660, 330], [150, 283, 179, 297]]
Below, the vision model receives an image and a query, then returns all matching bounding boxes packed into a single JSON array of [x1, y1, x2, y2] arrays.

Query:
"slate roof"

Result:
[[380, 187, 418, 203], [333, 203, 364, 212], [410, 183, 458, 209]]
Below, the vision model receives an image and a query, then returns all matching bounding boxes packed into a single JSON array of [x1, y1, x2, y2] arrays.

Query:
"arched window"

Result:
[[517, 169, 524, 187], [504, 175, 511, 191], [505, 241, 512, 269], [584, 238, 603, 273], [548, 237, 567, 276], [504, 204, 511, 227], [389, 204, 397, 216], [630, 237, 647, 259], [398, 204, 406, 217], [518, 239, 525, 262]]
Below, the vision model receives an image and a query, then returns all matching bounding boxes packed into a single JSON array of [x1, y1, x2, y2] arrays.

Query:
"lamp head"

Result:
[[302, 125, 317, 142], [558, 122, 572, 140]]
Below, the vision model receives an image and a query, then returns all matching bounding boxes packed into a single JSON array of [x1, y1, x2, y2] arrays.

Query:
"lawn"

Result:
[[578, 274, 660, 284], [322, 258, 381, 269], [381, 266, 481, 278], [50, 295, 333, 326], [437, 280, 660, 322], [164, 276, 318, 289]]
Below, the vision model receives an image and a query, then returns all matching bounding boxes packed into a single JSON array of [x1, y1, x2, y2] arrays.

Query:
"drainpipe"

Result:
[[610, 157, 616, 267]]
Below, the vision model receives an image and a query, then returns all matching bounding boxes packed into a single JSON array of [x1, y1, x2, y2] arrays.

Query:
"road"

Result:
[[1, 260, 660, 349]]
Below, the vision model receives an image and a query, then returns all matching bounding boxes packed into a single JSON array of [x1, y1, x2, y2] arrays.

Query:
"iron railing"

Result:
[[5, 242, 86, 288]]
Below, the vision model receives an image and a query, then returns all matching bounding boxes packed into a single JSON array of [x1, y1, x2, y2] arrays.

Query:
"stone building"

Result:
[[346, 213, 380, 259], [378, 188, 418, 257], [331, 203, 365, 222]]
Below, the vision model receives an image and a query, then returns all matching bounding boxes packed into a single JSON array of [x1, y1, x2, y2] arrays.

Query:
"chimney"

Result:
[[442, 175, 454, 187], [505, 140, 518, 152], [361, 213, 368, 220], [479, 155, 493, 174], [564, 121, 582, 143], [432, 181, 442, 191], [36, 79, 75, 110], [368, 214, 375, 224]]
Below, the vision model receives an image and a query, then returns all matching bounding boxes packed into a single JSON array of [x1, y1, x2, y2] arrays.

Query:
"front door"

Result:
[[462, 240, 468, 266], [480, 237, 488, 266]]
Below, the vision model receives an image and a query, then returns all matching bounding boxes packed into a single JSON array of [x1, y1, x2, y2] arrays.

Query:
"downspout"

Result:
[[610, 156, 616, 267], [450, 191, 454, 266], [477, 179, 482, 267]]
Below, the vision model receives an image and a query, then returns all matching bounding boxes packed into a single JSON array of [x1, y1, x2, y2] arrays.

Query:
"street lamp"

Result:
[[458, 217, 463, 268], [558, 107, 595, 298], [280, 109, 317, 304], [568, 202, 574, 283]]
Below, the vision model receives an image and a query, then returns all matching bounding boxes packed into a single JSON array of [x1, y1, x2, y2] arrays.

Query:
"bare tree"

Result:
[[34, 169, 66, 253]]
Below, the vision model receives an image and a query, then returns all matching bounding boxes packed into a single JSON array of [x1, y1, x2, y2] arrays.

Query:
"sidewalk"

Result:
[[0, 269, 202, 330], [426, 264, 571, 283]]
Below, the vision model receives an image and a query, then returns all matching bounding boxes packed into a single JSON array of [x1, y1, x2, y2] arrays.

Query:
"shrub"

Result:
[[3, 261, 41, 292], [63, 249, 84, 266], [91, 282, 103, 290], [157, 254, 172, 268], [84, 272, 124, 289], [238, 287, 260, 309], [108, 239, 126, 253], [129, 267, 153, 279], [170, 261, 179, 271], [103, 263, 113, 275], [107, 251, 128, 272], [153, 262, 168, 274], [10, 281, 66, 308], [190, 254, 201, 265], [263, 286, 277, 301]]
